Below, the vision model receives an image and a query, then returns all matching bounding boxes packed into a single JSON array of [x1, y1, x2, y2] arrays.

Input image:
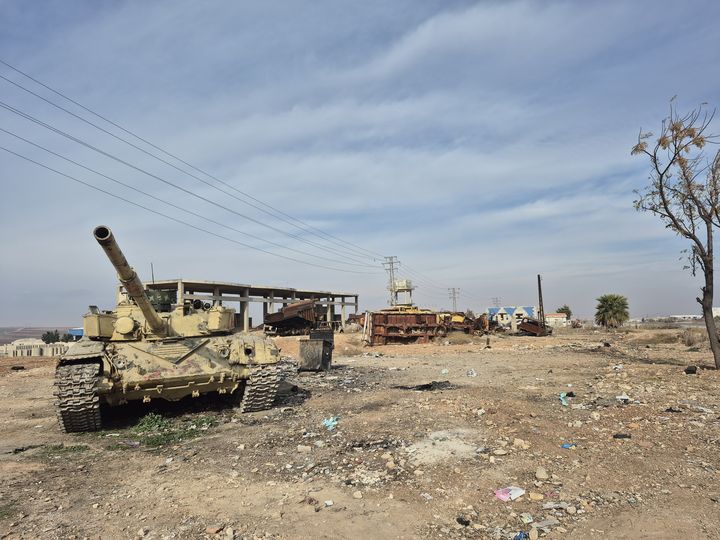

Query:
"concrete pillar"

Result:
[[354, 295, 359, 314], [177, 280, 185, 308], [241, 288, 250, 332], [326, 297, 333, 325], [213, 286, 220, 306], [341, 296, 346, 330], [268, 292, 275, 314]]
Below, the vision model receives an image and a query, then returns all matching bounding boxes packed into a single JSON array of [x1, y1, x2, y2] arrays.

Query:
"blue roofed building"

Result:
[[487, 306, 538, 327]]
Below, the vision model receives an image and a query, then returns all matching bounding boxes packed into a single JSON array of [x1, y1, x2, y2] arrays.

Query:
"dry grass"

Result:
[[632, 332, 679, 345], [682, 328, 708, 347]]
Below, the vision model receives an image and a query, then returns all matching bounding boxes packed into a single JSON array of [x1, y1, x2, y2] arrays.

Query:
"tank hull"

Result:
[[55, 332, 281, 431]]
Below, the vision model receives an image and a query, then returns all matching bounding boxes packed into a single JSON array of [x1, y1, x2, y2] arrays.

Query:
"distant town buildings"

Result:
[[0, 338, 69, 357]]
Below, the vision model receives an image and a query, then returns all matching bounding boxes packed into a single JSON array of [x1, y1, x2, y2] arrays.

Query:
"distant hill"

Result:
[[0, 327, 72, 345]]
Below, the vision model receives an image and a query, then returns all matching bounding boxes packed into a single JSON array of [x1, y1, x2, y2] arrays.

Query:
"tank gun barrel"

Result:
[[93, 225, 166, 335]]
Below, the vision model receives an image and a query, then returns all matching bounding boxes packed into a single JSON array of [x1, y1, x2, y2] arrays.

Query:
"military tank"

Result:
[[54, 225, 282, 432]]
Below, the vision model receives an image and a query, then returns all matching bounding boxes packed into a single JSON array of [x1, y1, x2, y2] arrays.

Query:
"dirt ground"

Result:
[[1, 328, 719, 539]]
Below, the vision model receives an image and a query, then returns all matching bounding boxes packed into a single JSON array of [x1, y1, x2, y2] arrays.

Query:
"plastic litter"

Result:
[[513, 533, 529, 540], [613, 433, 631, 439], [560, 443, 577, 449], [456, 516, 470, 527], [559, 392, 569, 406], [322, 416, 339, 431], [466, 368, 478, 377], [520, 513, 534, 524], [616, 393, 631, 404], [494, 486, 526, 501]]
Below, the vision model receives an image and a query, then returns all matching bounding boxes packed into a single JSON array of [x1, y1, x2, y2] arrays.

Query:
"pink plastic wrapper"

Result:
[[494, 486, 526, 502]]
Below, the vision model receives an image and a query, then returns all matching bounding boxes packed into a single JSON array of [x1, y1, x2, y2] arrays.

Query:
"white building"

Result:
[[545, 313, 569, 328], [0, 338, 69, 357]]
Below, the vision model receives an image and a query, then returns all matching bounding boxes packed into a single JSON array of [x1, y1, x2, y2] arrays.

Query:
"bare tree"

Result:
[[633, 102, 720, 368]]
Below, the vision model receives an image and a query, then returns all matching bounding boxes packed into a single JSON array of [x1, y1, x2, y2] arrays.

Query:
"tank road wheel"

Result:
[[238, 365, 280, 413], [54, 362, 102, 433]]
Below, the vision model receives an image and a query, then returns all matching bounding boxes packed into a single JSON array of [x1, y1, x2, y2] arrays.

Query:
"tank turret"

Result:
[[93, 225, 166, 335]]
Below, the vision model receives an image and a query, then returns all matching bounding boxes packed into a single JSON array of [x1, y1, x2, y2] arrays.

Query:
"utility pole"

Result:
[[491, 296, 502, 308], [448, 287, 459, 312], [537, 274, 546, 331], [383, 256, 399, 306]]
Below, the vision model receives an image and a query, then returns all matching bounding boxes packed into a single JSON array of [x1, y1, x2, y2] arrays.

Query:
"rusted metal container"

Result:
[[298, 338, 332, 371], [369, 311, 440, 345]]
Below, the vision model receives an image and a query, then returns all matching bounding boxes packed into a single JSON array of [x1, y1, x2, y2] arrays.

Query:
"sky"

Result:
[[1, 0, 719, 326]]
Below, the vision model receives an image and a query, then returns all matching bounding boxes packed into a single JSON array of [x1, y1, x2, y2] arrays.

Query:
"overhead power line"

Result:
[[0, 99, 378, 268], [0, 59, 384, 262], [0, 144, 381, 275], [0, 125, 376, 269]]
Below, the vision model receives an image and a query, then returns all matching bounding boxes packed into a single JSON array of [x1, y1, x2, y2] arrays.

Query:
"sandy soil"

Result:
[[0, 329, 719, 539]]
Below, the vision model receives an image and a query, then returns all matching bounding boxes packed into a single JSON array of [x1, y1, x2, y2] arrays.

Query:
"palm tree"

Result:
[[595, 294, 629, 328]]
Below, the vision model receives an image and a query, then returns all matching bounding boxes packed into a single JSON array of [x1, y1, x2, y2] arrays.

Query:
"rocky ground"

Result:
[[0, 328, 719, 539]]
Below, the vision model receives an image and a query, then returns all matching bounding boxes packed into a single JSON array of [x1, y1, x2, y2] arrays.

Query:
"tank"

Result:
[[54, 225, 282, 432]]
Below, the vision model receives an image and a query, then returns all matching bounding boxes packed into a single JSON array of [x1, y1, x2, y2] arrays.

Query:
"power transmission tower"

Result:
[[383, 256, 400, 306], [491, 296, 502, 308], [448, 288, 460, 312]]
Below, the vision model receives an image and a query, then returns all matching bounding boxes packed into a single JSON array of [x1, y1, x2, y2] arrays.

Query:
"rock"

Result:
[[414, 469, 424, 476], [386, 461, 396, 470], [590, 412, 601, 421], [535, 467, 549, 481], [513, 438, 530, 450], [493, 449, 508, 456], [92, 503, 100, 509], [324, 500, 334, 507], [456, 516, 471, 527], [352, 491, 363, 499], [206, 526, 223, 535], [566, 506, 577, 515], [529, 492, 544, 501], [297, 445, 312, 453], [684, 365, 698, 375], [224, 527, 235, 539], [137, 528, 149, 537], [529, 528, 539, 540]]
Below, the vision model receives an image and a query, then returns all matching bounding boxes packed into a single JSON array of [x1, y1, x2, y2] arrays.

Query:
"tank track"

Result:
[[54, 362, 102, 433], [238, 364, 280, 413]]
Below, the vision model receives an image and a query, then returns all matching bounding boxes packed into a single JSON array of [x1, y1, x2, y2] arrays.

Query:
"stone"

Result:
[[535, 467, 549, 481], [493, 449, 508, 456], [352, 491, 363, 499], [513, 438, 530, 450], [297, 445, 312, 453], [529, 492, 544, 501], [92, 503, 99, 509], [137, 528, 149, 537], [324, 500, 334, 507], [225, 528, 235, 539], [591, 412, 601, 421], [529, 528, 539, 540], [566, 506, 577, 515], [206, 526, 223, 534], [386, 461, 396, 470]]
